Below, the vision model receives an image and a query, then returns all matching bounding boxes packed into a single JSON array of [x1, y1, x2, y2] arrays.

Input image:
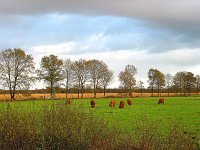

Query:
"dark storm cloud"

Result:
[[1, 0, 200, 53], [1, 0, 200, 25]]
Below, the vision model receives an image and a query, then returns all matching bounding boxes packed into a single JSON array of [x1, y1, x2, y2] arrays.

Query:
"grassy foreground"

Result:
[[0, 97, 199, 149]]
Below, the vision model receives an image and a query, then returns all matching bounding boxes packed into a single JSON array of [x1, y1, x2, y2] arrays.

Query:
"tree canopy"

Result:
[[0, 49, 35, 100], [37, 54, 63, 98], [119, 65, 137, 97]]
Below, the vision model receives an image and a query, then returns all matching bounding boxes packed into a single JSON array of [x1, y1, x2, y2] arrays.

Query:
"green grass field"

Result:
[[0, 96, 200, 137], [73, 97, 200, 137]]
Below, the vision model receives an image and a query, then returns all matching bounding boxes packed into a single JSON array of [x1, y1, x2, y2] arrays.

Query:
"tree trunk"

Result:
[[11, 77, 17, 100], [176, 87, 178, 96], [10, 93, 15, 100], [104, 86, 106, 97], [159, 85, 162, 96], [179, 81, 182, 96], [183, 82, 186, 96], [9, 89, 13, 100], [50, 80, 53, 99], [65, 86, 68, 99], [77, 82, 80, 98], [129, 87, 132, 98], [81, 84, 84, 99], [160, 88, 161, 96], [65, 80, 68, 99], [93, 83, 96, 98], [168, 88, 169, 97], [81, 91, 83, 98]]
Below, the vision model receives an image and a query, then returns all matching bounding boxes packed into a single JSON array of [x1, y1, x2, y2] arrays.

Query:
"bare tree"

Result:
[[99, 65, 114, 97], [165, 73, 173, 96], [119, 65, 137, 97], [0, 48, 35, 100], [37, 54, 63, 98], [137, 80, 144, 96], [63, 58, 74, 99], [71, 59, 89, 98], [87, 59, 108, 98]]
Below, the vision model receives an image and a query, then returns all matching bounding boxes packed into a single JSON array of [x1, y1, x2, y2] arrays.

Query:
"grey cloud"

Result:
[[1, 0, 200, 53], [1, 0, 200, 26]]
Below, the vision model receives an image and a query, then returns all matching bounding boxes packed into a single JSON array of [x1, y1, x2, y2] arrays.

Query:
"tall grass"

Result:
[[0, 102, 199, 150], [132, 119, 200, 150], [0, 103, 133, 149]]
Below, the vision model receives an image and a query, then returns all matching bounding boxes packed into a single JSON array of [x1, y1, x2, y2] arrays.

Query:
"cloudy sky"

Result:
[[1, 0, 200, 88]]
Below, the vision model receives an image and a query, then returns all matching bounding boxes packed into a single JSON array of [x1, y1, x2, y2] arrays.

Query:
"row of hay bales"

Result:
[[65, 98, 165, 108]]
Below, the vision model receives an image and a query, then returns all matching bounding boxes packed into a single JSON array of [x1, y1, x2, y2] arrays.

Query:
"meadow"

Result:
[[72, 97, 200, 136], [0, 96, 199, 149]]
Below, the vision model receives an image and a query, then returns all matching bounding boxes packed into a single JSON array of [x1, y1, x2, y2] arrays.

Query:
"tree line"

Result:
[[0, 48, 200, 100]]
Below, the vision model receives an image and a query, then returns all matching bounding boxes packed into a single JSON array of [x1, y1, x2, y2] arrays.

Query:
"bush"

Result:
[[0, 103, 129, 149], [0, 102, 199, 150], [132, 119, 199, 150]]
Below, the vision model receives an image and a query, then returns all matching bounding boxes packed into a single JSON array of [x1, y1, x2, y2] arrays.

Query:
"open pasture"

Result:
[[0, 96, 199, 137], [72, 97, 200, 136]]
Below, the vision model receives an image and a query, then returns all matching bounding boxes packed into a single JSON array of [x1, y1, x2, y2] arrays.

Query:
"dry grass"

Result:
[[0, 92, 192, 101]]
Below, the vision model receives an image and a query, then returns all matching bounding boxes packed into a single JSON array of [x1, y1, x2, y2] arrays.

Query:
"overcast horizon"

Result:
[[1, 0, 200, 89]]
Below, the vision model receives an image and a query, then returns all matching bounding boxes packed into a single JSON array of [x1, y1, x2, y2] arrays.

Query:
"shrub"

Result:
[[0, 103, 123, 149]]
